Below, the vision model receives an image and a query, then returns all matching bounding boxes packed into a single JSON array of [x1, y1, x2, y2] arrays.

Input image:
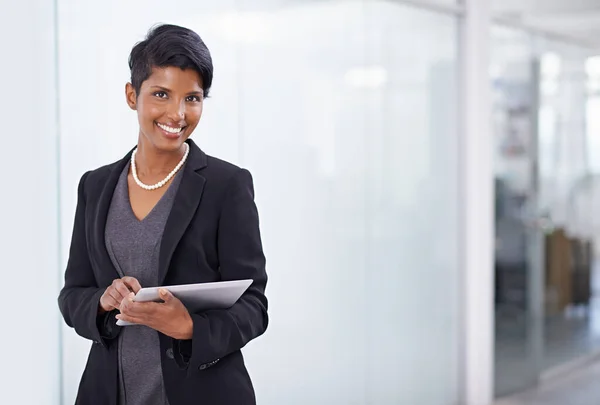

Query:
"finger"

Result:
[[116, 313, 143, 326], [108, 289, 126, 305], [102, 296, 120, 310], [122, 277, 142, 294], [159, 289, 174, 303], [136, 301, 160, 315], [119, 293, 136, 313], [114, 281, 132, 299], [122, 299, 156, 316]]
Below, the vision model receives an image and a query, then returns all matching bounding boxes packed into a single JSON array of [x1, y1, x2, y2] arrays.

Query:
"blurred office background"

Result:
[[2, 0, 600, 404]]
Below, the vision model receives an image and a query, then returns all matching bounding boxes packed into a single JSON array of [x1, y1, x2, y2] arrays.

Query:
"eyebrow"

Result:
[[150, 85, 203, 96]]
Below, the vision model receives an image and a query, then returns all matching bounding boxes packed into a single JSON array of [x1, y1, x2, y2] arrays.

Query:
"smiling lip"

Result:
[[156, 122, 186, 139]]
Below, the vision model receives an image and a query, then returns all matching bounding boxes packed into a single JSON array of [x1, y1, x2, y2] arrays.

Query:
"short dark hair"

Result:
[[128, 24, 213, 97]]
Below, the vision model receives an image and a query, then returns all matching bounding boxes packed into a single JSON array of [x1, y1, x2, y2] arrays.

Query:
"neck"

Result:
[[134, 139, 187, 176]]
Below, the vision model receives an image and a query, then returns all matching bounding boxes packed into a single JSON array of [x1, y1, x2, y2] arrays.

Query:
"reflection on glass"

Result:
[[537, 39, 597, 376], [492, 26, 541, 397], [493, 27, 597, 399]]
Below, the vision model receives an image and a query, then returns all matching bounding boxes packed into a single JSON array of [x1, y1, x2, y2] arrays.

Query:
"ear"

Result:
[[125, 82, 137, 111]]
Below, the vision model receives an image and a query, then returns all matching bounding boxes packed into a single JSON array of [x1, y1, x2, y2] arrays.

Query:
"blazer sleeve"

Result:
[[172, 168, 268, 371], [58, 172, 120, 347]]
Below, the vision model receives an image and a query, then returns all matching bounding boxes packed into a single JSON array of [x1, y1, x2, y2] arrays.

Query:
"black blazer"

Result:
[[58, 139, 268, 405]]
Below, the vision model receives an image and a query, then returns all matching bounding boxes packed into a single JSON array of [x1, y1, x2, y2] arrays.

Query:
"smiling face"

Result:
[[126, 66, 204, 153]]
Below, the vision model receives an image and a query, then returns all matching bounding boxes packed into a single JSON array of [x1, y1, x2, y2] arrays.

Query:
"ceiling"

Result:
[[493, 0, 600, 51]]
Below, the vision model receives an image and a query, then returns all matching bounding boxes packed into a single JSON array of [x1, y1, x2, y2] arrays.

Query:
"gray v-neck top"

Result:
[[105, 161, 183, 405]]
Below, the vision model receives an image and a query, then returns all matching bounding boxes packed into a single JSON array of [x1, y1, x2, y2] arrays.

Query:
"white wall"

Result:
[[57, 1, 460, 404], [0, 1, 61, 404]]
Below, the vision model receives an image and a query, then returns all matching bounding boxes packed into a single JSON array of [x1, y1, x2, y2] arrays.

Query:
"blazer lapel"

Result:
[[157, 139, 207, 285], [90, 149, 132, 280]]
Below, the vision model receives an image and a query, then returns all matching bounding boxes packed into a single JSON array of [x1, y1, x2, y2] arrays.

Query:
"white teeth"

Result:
[[157, 123, 183, 133]]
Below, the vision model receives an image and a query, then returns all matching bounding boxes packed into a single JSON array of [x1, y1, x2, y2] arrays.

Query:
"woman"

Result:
[[58, 24, 268, 405]]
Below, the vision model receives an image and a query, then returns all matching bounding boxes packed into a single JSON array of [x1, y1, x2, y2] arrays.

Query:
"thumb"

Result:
[[159, 288, 173, 302]]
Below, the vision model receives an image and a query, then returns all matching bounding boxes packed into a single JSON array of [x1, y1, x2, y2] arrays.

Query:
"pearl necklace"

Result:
[[131, 143, 189, 190]]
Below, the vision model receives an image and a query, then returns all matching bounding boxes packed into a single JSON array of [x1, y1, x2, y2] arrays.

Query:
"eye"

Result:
[[186, 95, 202, 102], [153, 91, 168, 99]]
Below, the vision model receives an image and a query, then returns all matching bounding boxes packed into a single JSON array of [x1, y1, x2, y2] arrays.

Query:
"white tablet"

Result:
[[115, 279, 253, 326]]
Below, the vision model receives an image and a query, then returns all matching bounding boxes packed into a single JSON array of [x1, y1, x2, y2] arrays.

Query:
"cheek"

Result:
[[138, 104, 162, 124], [187, 105, 203, 126]]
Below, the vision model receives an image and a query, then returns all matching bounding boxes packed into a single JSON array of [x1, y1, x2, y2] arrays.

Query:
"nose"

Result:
[[167, 99, 185, 122]]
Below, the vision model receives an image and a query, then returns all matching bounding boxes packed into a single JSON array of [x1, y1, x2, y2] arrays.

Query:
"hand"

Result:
[[99, 277, 142, 314], [116, 289, 194, 340]]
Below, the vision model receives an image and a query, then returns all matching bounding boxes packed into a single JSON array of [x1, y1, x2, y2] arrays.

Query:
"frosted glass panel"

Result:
[[365, 4, 459, 403], [57, 1, 459, 404], [237, 1, 459, 404], [0, 1, 61, 404]]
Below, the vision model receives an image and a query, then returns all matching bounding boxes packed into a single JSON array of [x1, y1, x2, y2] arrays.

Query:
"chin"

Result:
[[156, 139, 188, 153]]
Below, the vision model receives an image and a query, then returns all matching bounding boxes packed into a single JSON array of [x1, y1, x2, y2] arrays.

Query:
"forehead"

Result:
[[143, 66, 203, 91]]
